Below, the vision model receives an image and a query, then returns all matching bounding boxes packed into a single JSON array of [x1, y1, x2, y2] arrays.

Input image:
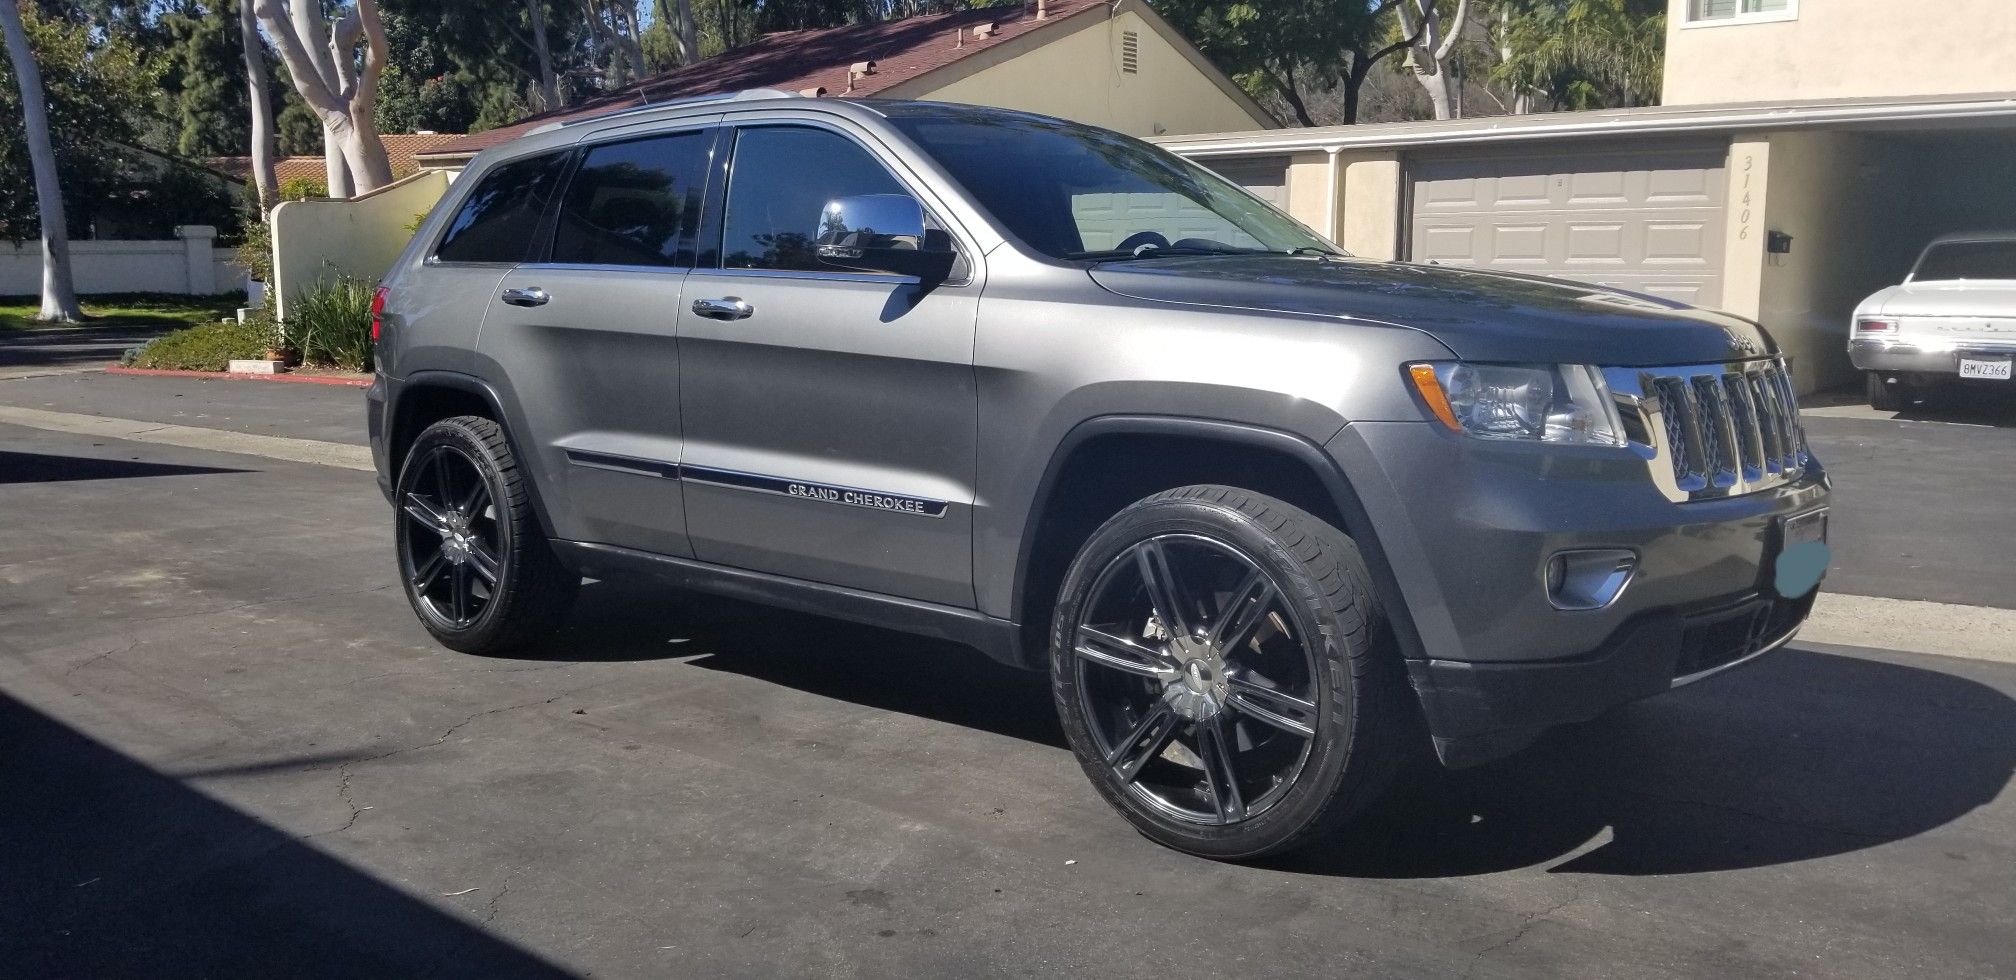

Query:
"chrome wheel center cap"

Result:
[[1165, 637, 1230, 719]]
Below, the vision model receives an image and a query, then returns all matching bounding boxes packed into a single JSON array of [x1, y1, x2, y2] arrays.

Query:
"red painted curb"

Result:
[[105, 365, 371, 388]]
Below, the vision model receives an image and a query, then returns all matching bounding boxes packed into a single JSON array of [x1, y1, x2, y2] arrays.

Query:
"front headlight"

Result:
[[1406, 362, 1626, 446]]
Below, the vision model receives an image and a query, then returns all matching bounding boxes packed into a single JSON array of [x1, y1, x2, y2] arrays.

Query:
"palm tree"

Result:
[[0, 0, 83, 322]]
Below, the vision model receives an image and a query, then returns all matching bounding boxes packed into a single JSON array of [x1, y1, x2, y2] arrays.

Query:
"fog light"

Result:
[[1546, 549, 1637, 611]]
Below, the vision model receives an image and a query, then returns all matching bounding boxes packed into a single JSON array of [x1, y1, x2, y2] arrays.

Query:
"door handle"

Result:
[[501, 286, 549, 308], [691, 296, 754, 321]]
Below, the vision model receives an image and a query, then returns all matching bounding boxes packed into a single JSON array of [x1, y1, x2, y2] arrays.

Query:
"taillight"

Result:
[[370, 284, 389, 342], [1855, 317, 1897, 334]]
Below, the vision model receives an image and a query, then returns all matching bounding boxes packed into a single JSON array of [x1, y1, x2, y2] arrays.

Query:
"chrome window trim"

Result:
[[688, 266, 924, 287], [1603, 357, 1810, 504]]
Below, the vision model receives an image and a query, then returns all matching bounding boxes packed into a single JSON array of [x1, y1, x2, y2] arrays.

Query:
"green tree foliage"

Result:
[[158, 1, 251, 157], [1489, 0, 1664, 110], [1, 2, 239, 240], [1150, 0, 1416, 126]]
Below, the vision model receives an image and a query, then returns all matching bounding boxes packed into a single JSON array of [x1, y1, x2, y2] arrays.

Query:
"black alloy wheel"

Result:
[[400, 443, 502, 630], [1052, 485, 1410, 859], [395, 416, 576, 653], [1072, 533, 1320, 827]]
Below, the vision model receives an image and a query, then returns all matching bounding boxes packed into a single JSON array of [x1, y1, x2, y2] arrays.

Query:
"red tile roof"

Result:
[[421, 0, 1110, 160], [211, 133, 468, 190]]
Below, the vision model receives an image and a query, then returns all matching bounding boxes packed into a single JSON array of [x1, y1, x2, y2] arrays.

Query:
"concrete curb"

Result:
[[106, 366, 371, 388], [1799, 592, 2016, 664], [0, 404, 373, 471]]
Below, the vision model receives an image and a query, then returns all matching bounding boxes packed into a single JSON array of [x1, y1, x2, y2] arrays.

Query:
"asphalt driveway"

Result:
[[1, 418, 2012, 979]]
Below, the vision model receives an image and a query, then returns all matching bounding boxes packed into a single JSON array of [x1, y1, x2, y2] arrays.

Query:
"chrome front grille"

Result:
[[1604, 358, 1809, 503]]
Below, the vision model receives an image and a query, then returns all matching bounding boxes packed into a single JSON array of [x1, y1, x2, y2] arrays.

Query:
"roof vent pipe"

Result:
[[845, 60, 876, 93], [799, 86, 827, 98]]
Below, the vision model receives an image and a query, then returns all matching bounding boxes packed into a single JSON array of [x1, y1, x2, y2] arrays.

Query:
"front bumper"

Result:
[[1327, 421, 1829, 767], [1407, 590, 1813, 767], [1851, 337, 2016, 375]]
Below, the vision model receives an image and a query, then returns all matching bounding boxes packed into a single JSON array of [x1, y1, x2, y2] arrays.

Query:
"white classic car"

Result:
[[1851, 233, 2016, 410]]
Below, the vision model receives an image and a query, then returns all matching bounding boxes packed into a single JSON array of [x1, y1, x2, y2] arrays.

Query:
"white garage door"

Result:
[[1409, 145, 1728, 307], [1206, 155, 1290, 210]]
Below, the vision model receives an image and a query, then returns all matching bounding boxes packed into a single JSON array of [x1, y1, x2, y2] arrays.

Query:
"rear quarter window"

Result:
[[434, 151, 569, 264]]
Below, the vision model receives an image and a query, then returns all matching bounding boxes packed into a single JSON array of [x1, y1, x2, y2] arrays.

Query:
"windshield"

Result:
[[886, 109, 1335, 262], [1912, 241, 2016, 282]]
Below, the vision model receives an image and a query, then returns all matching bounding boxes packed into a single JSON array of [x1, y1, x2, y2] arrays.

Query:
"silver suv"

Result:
[[368, 93, 1831, 859]]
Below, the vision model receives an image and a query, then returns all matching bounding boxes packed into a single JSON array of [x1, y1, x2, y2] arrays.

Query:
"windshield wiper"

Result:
[[1068, 244, 1264, 262]]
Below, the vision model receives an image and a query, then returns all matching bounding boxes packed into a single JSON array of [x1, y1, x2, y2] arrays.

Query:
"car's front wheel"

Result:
[[394, 416, 577, 653], [1050, 485, 1411, 860]]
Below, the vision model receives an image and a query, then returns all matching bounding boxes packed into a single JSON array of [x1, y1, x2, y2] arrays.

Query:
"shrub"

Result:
[[126, 318, 270, 372], [237, 212, 274, 285], [282, 277, 375, 372]]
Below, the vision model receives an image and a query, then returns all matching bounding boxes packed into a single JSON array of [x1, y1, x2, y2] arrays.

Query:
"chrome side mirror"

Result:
[[815, 194, 955, 280]]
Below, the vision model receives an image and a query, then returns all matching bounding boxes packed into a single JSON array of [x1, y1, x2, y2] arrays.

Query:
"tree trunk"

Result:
[[672, 0, 699, 65], [0, 2, 83, 322], [1402, 0, 1470, 120], [240, 0, 279, 212], [526, 0, 560, 110], [256, 0, 392, 196]]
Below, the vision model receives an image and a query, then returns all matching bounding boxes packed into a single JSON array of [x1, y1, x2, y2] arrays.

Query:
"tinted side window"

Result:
[[435, 152, 568, 264], [721, 127, 906, 271], [551, 132, 711, 267]]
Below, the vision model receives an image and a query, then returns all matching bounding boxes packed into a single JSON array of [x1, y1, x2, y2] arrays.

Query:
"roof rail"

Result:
[[531, 88, 801, 136]]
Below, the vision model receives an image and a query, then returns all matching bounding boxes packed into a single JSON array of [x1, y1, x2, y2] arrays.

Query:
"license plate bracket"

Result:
[[1768, 507, 1830, 599]]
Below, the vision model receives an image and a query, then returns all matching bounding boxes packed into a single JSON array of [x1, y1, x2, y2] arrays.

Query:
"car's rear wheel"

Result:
[[1050, 485, 1410, 860], [395, 416, 577, 653], [1867, 371, 1906, 412]]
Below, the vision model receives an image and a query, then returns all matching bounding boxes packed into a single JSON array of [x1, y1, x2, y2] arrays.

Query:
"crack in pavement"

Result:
[[302, 690, 590, 840], [62, 637, 139, 680], [1461, 891, 1582, 977]]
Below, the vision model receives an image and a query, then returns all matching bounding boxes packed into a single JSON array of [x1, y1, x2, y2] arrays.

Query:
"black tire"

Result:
[[1867, 372, 1905, 412], [394, 415, 577, 654], [1050, 485, 1412, 860]]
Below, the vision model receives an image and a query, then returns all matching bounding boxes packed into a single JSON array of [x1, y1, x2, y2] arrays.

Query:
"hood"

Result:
[[1868, 280, 2016, 317], [1087, 255, 1778, 367]]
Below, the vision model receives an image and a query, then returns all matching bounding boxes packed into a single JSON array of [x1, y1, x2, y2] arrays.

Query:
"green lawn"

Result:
[[0, 292, 246, 332]]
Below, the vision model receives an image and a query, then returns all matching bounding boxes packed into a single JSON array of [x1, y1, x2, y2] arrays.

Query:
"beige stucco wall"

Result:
[[1663, 0, 2016, 104], [1750, 130, 1900, 392], [269, 170, 449, 317], [1335, 152, 1403, 260], [1210, 148, 1402, 256], [1282, 152, 1335, 236], [914, 9, 1270, 137]]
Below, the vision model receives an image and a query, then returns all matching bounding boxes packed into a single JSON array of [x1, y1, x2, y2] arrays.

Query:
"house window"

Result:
[[1120, 30, 1140, 74], [1687, 0, 1795, 24]]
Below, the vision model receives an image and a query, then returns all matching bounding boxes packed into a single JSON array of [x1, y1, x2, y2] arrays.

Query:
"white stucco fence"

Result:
[[1, 225, 243, 296], [269, 171, 450, 318]]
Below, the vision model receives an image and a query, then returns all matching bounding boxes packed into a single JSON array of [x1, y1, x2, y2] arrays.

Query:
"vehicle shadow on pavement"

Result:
[[0, 691, 570, 979], [1275, 647, 2016, 879], [524, 581, 1067, 748], [535, 584, 2013, 880]]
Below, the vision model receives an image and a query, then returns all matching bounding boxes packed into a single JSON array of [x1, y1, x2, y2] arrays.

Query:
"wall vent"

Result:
[[1120, 30, 1140, 74]]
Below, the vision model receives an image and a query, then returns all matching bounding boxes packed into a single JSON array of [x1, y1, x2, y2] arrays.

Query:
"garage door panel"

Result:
[[1643, 220, 1717, 264], [1205, 156, 1289, 210], [1566, 170, 1629, 204], [1414, 224, 1483, 265], [1409, 144, 1727, 308]]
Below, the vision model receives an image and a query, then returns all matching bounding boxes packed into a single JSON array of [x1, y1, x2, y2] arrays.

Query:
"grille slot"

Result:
[[1619, 358, 1808, 502]]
